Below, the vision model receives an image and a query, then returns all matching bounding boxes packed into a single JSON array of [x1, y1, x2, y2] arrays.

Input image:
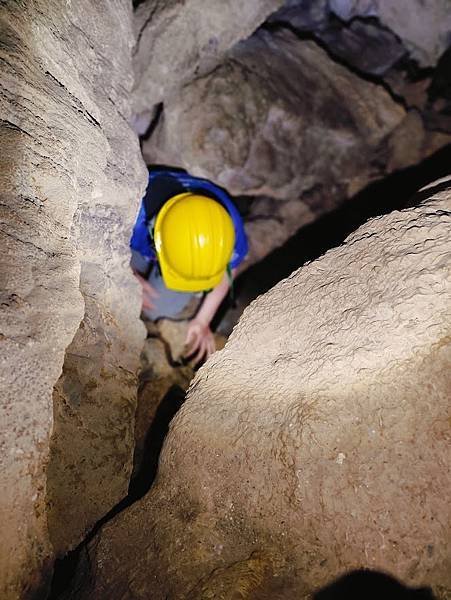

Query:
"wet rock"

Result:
[[132, 0, 285, 117], [0, 0, 146, 597], [79, 183, 451, 599]]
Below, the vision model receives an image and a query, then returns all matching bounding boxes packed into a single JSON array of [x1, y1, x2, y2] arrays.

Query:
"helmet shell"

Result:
[[154, 192, 235, 292]]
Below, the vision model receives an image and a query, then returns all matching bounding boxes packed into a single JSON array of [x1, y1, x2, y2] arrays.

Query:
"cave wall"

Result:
[[329, 0, 451, 67], [0, 1, 146, 597], [80, 183, 451, 600]]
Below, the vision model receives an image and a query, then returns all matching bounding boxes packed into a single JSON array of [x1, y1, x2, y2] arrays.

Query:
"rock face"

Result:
[[0, 1, 146, 598], [144, 29, 407, 201], [143, 23, 451, 269], [329, 0, 451, 67], [132, 0, 285, 118], [79, 183, 451, 599], [269, 0, 407, 77]]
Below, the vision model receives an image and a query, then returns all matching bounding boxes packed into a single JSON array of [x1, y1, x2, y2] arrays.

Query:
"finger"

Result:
[[142, 295, 155, 311], [184, 331, 200, 357], [184, 329, 195, 351], [207, 337, 216, 358], [193, 339, 207, 365]]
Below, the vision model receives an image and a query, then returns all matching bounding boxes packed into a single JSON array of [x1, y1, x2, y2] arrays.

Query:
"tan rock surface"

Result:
[[79, 185, 451, 599], [0, 1, 146, 597]]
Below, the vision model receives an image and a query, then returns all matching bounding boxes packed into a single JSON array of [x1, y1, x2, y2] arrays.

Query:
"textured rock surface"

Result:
[[143, 24, 451, 268], [132, 323, 193, 481], [78, 185, 451, 599], [0, 1, 146, 597], [269, 0, 407, 76], [329, 0, 451, 67], [133, 319, 227, 482], [132, 0, 284, 117], [144, 30, 407, 200]]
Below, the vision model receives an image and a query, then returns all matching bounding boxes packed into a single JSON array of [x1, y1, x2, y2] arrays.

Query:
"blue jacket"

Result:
[[130, 169, 248, 269]]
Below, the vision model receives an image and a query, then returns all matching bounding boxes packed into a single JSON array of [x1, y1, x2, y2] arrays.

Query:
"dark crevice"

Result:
[[140, 101, 164, 143], [133, 0, 148, 10], [44, 71, 101, 128], [128, 384, 186, 500], [313, 569, 435, 599], [133, 2, 160, 55]]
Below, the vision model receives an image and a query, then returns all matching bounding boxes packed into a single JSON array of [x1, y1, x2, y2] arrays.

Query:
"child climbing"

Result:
[[130, 167, 248, 363]]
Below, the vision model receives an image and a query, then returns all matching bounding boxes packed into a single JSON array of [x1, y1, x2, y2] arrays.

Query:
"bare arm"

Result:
[[185, 269, 235, 363]]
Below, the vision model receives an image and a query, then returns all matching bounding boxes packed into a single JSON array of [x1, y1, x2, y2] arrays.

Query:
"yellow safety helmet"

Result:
[[153, 192, 235, 292]]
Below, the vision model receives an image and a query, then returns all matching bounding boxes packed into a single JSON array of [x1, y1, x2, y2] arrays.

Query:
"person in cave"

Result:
[[130, 167, 248, 363]]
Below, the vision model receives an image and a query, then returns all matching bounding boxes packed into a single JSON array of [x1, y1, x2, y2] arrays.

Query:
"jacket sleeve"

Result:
[[129, 200, 156, 260]]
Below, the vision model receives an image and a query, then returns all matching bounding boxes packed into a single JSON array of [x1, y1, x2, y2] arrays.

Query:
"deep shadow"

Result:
[[128, 384, 186, 501], [314, 569, 435, 600], [215, 143, 451, 330]]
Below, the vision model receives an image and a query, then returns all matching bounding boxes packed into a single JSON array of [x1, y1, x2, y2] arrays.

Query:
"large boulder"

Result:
[[132, 0, 284, 120], [79, 182, 451, 599], [143, 26, 451, 270], [0, 1, 146, 597], [143, 29, 406, 200]]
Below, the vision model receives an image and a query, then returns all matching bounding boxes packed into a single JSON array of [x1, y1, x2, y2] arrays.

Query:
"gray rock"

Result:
[[319, 18, 406, 76], [0, 1, 146, 597], [329, 0, 451, 67], [268, 0, 330, 31], [143, 29, 406, 239], [270, 0, 406, 76], [143, 29, 406, 198], [132, 0, 285, 118]]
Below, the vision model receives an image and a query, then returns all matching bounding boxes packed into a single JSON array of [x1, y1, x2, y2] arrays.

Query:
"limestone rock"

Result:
[[329, 0, 451, 67], [143, 29, 406, 199], [79, 184, 451, 599], [0, 1, 146, 597], [156, 319, 191, 363], [140, 27, 447, 272], [132, 0, 285, 117], [143, 28, 407, 230]]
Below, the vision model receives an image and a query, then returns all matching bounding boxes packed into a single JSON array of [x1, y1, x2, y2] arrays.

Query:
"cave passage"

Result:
[[1, 1, 451, 599]]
